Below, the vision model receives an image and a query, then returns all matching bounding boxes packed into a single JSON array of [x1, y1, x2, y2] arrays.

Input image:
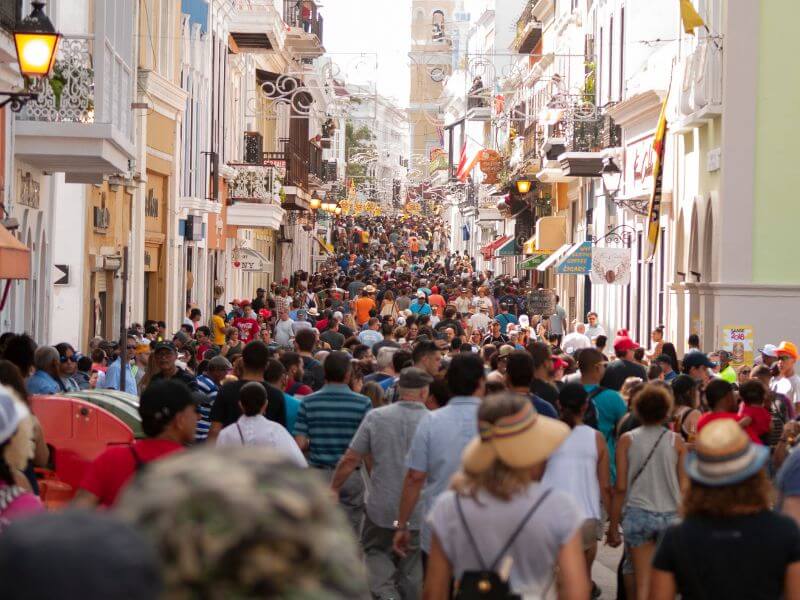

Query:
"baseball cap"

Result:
[[552, 356, 569, 370], [152, 341, 178, 353], [759, 344, 779, 358], [0, 389, 29, 446], [172, 331, 190, 345], [655, 353, 673, 365], [416, 291, 426, 298], [207, 355, 233, 371], [613, 336, 639, 353], [138, 379, 199, 429], [776, 341, 799, 360], [398, 367, 434, 389], [682, 352, 717, 369]]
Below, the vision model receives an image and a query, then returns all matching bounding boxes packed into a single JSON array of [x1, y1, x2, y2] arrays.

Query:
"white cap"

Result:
[[760, 344, 779, 358], [0, 386, 29, 446], [333, 311, 343, 320]]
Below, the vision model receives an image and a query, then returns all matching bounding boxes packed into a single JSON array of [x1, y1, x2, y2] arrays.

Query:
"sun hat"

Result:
[[364, 285, 377, 294], [776, 341, 799, 360], [613, 336, 639, 353], [462, 402, 570, 475], [685, 418, 769, 487], [759, 344, 779, 358], [307, 307, 319, 316], [0, 387, 29, 446]]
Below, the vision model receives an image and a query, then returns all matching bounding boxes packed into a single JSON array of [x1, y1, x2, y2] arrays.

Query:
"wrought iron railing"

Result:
[[308, 143, 323, 181], [282, 0, 323, 43], [228, 164, 280, 204]]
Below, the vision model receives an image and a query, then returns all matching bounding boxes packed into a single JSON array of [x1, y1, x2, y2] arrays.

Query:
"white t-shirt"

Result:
[[217, 415, 307, 468], [469, 312, 491, 333], [772, 374, 800, 408], [561, 332, 592, 355]]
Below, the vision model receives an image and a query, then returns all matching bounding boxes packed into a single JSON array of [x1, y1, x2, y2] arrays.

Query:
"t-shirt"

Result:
[[738, 404, 771, 445], [600, 359, 647, 391], [216, 415, 307, 468], [428, 485, 581, 594], [773, 374, 800, 409], [531, 378, 559, 407], [211, 315, 227, 345], [349, 401, 428, 529], [79, 439, 184, 507], [209, 380, 287, 428], [652, 512, 800, 600], [584, 384, 627, 481], [232, 316, 259, 344], [696, 411, 740, 432], [524, 393, 558, 418], [354, 297, 376, 325], [320, 329, 346, 350]]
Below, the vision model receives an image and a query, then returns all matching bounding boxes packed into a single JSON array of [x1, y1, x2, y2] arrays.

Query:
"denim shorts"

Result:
[[622, 506, 676, 548]]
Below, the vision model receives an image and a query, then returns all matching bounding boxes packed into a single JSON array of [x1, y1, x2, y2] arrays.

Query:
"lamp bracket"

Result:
[[0, 92, 38, 113]]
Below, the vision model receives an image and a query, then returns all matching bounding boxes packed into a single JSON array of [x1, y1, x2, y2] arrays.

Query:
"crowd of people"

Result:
[[0, 213, 799, 598]]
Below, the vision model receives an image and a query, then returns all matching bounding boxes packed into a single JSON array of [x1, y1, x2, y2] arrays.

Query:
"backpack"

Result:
[[583, 387, 606, 430], [454, 489, 553, 600]]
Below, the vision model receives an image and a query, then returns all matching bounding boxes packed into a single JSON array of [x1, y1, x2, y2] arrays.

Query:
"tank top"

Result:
[[625, 425, 681, 513], [542, 425, 601, 520]]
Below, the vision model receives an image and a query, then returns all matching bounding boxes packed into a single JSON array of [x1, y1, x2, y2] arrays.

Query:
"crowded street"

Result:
[[1, 0, 800, 599]]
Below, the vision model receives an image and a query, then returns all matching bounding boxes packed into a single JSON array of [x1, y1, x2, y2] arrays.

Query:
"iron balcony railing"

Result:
[[282, 0, 323, 44]]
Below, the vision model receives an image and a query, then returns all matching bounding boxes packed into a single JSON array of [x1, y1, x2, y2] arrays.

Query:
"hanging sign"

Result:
[[526, 288, 556, 316], [234, 248, 265, 272], [720, 325, 754, 369], [590, 247, 632, 285], [556, 241, 593, 275]]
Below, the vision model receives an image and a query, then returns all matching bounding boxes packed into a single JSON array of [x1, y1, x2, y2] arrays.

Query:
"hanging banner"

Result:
[[526, 288, 556, 316], [556, 241, 593, 275], [720, 325, 754, 369], [645, 84, 671, 261], [590, 247, 632, 285]]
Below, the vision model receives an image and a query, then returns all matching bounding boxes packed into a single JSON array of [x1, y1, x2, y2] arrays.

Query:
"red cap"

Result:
[[613, 336, 639, 353], [552, 357, 568, 370], [431, 285, 439, 293], [258, 309, 272, 319]]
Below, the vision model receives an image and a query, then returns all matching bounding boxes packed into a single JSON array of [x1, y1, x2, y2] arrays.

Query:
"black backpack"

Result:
[[454, 490, 552, 600], [582, 387, 606, 430]]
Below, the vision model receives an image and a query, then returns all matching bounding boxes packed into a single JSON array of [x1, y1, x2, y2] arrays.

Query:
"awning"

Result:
[[0, 225, 30, 279], [480, 235, 510, 260], [496, 236, 520, 257], [519, 252, 552, 270], [536, 243, 573, 271], [315, 236, 333, 255]]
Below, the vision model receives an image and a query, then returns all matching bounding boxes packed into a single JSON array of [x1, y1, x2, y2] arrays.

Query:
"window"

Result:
[[608, 17, 613, 104], [598, 27, 603, 104], [619, 7, 625, 100]]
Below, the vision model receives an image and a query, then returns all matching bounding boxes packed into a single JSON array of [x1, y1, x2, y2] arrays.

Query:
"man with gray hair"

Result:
[[364, 347, 399, 391], [27, 345, 62, 395], [561, 320, 592, 355], [331, 367, 432, 599]]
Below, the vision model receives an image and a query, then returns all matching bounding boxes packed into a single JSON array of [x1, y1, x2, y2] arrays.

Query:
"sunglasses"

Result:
[[779, 355, 794, 361], [59, 355, 76, 363]]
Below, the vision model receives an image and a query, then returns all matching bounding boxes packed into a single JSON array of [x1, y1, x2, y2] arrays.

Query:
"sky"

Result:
[[321, 0, 412, 107]]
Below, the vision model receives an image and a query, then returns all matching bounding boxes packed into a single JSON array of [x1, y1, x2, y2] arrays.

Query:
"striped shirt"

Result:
[[294, 383, 371, 467], [194, 374, 219, 443]]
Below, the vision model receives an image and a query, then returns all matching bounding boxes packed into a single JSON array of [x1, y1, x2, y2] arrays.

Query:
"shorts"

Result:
[[621, 507, 676, 548], [580, 518, 602, 550]]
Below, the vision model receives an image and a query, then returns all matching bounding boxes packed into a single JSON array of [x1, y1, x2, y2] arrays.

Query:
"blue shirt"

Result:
[[584, 384, 627, 482], [27, 369, 61, 395], [410, 302, 431, 316], [284, 392, 300, 435], [406, 395, 480, 551], [358, 329, 383, 349], [494, 312, 518, 335], [294, 383, 371, 466], [194, 374, 219, 443], [100, 358, 138, 395], [524, 393, 558, 418]]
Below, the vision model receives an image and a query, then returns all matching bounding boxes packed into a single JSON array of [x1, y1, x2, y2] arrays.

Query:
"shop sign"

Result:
[[234, 248, 265, 272], [519, 252, 550, 269], [526, 288, 556, 317], [590, 247, 632, 285], [720, 325, 754, 369], [557, 241, 593, 275], [18, 171, 40, 209], [624, 134, 654, 198]]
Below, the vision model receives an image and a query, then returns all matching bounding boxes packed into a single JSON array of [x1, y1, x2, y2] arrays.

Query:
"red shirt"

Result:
[[428, 293, 446, 312], [286, 379, 313, 396], [79, 439, 184, 507], [233, 317, 259, 344], [696, 411, 740, 433], [738, 404, 771, 445]]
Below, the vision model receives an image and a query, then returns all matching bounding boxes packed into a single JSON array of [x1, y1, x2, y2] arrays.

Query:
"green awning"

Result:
[[496, 236, 521, 256], [519, 252, 552, 270]]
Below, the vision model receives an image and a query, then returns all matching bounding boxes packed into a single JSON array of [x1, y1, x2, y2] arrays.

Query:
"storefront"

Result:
[[144, 171, 169, 322]]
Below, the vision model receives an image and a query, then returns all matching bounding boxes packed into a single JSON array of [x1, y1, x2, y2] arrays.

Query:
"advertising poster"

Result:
[[720, 325, 754, 369]]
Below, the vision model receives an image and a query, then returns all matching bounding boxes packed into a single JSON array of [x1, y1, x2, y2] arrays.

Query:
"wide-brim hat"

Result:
[[462, 403, 569, 475], [684, 418, 769, 487]]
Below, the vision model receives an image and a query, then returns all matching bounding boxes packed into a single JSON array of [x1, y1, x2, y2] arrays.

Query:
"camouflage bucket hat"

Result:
[[115, 447, 369, 600]]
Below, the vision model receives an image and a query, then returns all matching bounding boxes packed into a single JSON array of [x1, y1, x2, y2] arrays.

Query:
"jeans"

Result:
[[361, 514, 421, 599], [622, 506, 676, 548]]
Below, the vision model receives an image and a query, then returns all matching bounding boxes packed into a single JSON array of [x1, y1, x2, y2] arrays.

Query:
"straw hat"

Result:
[[462, 403, 569, 474], [685, 418, 769, 487]]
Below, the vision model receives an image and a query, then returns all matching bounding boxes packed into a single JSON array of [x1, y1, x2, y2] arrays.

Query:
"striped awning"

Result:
[[535, 243, 573, 271]]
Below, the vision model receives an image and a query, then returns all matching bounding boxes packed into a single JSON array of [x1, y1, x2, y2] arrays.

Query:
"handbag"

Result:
[[453, 489, 552, 600]]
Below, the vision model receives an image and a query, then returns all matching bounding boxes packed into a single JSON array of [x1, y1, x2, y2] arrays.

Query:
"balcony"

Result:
[[15, 34, 136, 182], [511, 0, 543, 54], [264, 141, 311, 210], [308, 142, 323, 187], [676, 39, 723, 129], [226, 164, 285, 230], [230, 0, 284, 51], [558, 108, 622, 178], [283, 0, 324, 58]]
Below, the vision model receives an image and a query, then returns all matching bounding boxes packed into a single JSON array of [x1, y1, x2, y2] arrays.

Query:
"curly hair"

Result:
[[682, 470, 772, 518]]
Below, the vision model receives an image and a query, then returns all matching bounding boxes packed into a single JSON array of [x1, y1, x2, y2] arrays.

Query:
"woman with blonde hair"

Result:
[[424, 393, 589, 599], [379, 290, 398, 319]]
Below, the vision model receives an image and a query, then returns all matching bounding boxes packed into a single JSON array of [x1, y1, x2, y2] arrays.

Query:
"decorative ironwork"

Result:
[[22, 35, 94, 123], [229, 165, 278, 203], [592, 224, 636, 246], [614, 198, 650, 217]]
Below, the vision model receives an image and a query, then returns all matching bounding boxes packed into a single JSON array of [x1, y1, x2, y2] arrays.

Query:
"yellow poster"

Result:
[[720, 325, 754, 369]]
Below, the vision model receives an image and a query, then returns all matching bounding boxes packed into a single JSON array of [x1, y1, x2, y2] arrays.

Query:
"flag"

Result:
[[455, 142, 467, 178], [455, 140, 481, 183], [645, 92, 669, 261], [680, 0, 705, 34]]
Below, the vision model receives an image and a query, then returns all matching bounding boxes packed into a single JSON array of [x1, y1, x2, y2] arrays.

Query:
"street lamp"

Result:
[[309, 195, 321, 210], [515, 179, 532, 195], [4, 1, 61, 112], [600, 156, 623, 200]]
